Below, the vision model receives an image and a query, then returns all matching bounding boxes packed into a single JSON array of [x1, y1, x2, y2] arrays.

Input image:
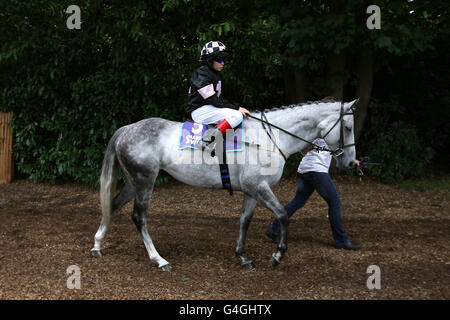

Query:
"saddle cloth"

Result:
[[178, 120, 244, 152]]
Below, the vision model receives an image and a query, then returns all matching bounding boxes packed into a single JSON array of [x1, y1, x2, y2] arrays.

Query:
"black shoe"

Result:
[[265, 230, 279, 244], [335, 240, 362, 250]]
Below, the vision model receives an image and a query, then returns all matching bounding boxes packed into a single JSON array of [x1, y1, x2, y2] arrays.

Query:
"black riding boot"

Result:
[[197, 127, 222, 156]]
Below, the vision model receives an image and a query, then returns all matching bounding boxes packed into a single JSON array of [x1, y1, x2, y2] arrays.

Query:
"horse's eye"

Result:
[[345, 126, 352, 131]]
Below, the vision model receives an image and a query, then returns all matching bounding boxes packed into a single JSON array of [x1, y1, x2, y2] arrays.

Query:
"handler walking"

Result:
[[265, 138, 363, 250]]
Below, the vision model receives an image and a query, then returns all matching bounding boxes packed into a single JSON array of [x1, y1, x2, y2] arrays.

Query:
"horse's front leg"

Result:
[[253, 182, 289, 267], [235, 193, 258, 269]]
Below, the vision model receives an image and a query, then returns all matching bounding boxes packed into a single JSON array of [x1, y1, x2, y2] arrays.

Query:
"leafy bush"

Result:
[[358, 100, 434, 184], [0, 1, 284, 186], [0, 1, 191, 185], [0, 1, 445, 187]]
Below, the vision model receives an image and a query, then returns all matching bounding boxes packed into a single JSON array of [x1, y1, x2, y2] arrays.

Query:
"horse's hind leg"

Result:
[[111, 180, 135, 218], [91, 180, 135, 258], [235, 193, 258, 269], [131, 176, 170, 271]]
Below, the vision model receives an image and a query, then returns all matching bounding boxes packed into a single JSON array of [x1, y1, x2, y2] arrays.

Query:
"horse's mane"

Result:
[[251, 100, 340, 114]]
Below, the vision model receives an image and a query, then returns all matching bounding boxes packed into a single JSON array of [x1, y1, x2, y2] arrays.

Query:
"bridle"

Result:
[[319, 102, 355, 158], [247, 102, 355, 159]]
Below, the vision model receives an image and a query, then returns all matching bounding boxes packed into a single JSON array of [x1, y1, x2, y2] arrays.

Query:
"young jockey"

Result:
[[265, 138, 363, 250], [186, 41, 250, 153]]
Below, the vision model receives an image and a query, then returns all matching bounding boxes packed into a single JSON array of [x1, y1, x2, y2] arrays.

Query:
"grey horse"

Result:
[[91, 100, 358, 271]]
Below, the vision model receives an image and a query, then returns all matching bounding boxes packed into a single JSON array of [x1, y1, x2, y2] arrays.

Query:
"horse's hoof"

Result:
[[242, 262, 255, 270], [91, 250, 102, 258], [160, 264, 172, 272], [271, 256, 280, 267]]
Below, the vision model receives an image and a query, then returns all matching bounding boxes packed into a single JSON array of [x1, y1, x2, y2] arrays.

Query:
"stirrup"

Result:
[[202, 140, 217, 157], [195, 134, 214, 149]]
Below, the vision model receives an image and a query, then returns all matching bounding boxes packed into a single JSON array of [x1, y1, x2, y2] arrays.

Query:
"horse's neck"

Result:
[[262, 106, 328, 156]]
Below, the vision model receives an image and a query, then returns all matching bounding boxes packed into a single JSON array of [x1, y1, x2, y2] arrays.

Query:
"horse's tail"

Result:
[[99, 127, 125, 228]]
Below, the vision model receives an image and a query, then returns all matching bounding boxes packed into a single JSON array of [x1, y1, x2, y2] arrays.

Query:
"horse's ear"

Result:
[[347, 98, 360, 111]]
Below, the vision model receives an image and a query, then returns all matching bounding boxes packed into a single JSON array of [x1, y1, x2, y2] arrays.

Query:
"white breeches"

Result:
[[191, 105, 243, 128]]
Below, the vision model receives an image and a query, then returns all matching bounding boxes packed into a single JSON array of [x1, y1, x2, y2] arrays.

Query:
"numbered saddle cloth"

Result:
[[178, 121, 244, 152]]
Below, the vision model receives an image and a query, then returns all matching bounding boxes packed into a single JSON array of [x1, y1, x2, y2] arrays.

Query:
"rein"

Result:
[[246, 102, 355, 157], [260, 112, 289, 161], [246, 114, 324, 151]]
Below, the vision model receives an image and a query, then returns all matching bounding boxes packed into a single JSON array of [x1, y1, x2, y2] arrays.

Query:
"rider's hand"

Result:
[[355, 160, 360, 167], [238, 107, 250, 117]]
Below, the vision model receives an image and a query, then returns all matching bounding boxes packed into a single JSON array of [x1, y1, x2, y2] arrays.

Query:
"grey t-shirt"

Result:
[[298, 138, 332, 174]]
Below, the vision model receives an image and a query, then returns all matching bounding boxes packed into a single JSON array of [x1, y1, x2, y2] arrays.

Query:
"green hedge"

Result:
[[1, 1, 446, 186], [358, 99, 435, 184], [0, 0, 283, 186]]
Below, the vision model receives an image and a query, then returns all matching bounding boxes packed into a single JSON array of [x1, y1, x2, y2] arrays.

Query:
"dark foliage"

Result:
[[0, 0, 448, 185]]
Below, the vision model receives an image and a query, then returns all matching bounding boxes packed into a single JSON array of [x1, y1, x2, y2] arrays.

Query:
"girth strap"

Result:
[[219, 137, 233, 196]]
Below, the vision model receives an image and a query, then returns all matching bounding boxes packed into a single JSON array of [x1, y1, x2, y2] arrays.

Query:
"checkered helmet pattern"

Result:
[[200, 41, 228, 59]]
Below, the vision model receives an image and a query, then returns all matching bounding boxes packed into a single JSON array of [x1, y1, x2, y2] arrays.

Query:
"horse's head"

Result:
[[318, 99, 359, 169]]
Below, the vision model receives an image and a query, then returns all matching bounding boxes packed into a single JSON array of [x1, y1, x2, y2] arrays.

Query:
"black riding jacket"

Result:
[[186, 65, 239, 117]]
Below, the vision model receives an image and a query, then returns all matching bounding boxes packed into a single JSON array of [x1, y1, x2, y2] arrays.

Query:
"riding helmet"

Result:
[[200, 41, 229, 63]]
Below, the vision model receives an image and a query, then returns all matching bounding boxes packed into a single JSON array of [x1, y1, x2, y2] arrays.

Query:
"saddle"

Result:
[[178, 120, 244, 152], [179, 119, 244, 196]]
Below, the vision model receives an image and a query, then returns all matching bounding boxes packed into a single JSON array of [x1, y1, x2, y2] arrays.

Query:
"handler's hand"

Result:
[[301, 144, 314, 155], [239, 107, 250, 117], [355, 160, 360, 167]]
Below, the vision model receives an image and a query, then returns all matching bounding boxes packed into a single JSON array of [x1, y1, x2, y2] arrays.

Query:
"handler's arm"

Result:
[[301, 144, 314, 155]]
